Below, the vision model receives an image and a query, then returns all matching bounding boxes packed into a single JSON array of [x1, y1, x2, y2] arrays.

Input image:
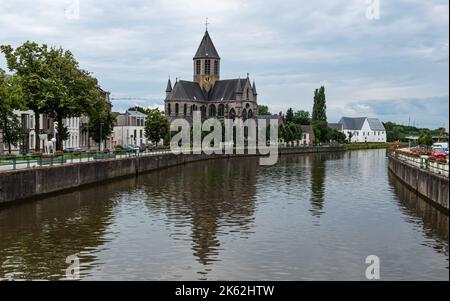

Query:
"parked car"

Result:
[[124, 145, 140, 152], [433, 149, 447, 159]]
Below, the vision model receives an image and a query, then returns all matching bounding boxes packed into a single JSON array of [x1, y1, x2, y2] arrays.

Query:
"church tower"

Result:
[[193, 30, 220, 93]]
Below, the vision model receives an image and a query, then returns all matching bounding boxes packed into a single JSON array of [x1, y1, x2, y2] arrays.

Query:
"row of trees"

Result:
[[383, 121, 447, 144], [271, 86, 346, 144], [0, 42, 114, 152]]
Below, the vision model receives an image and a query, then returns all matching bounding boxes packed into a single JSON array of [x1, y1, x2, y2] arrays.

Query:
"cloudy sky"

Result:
[[0, 0, 448, 129]]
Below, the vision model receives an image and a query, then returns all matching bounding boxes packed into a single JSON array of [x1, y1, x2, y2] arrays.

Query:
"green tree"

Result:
[[88, 96, 115, 149], [1, 42, 50, 151], [128, 106, 147, 114], [0, 111, 26, 153], [145, 108, 170, 145], [312, 86, 327, 122], [293, 110, 311, 125], [43, 47, 99, 150], [311, 86, 328, 143], [327, 128, 347, 143], [285, 108, 294, 123], [0, 70, 25, 153], [418, 131, 433, 146], [283, 122, 302, 142], [257, 105, 271, 115]]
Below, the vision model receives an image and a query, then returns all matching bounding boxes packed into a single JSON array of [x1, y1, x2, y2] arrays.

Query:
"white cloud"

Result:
[[0, 0, 448, 128]]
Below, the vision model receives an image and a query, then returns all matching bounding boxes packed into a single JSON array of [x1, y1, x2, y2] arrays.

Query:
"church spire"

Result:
[[193, 30, 220, 59], [166, 77, 172, 93]]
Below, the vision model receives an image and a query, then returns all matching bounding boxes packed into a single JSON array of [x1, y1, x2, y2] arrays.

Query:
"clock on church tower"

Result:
[[193, 28, 220, 92]]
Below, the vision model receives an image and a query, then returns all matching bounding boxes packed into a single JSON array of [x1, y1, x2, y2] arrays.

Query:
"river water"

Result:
[[0, 149, 448, 280]]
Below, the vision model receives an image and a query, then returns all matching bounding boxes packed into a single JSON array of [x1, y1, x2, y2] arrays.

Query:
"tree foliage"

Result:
[[145, 108, 169, 145], [257, 105, 271, 116], [293, 110, 311, 125], [418, 131, 433, 146], [1, 42, 49, 150]]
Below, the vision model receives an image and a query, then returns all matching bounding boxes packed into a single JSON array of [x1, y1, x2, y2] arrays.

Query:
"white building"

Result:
[[61, 116, 81, 150], [113, 110, 148, 146], [339, 117, 387, 143]]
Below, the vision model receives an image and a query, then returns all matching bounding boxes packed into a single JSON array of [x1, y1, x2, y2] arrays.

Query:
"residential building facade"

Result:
[[113, 110, 147, 146]]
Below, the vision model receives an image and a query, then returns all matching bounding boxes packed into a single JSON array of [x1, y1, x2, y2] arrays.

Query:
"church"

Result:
[[164, 29, 258, 123]]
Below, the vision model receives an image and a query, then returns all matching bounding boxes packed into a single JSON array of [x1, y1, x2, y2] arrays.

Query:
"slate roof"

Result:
[[367, 118, 386, 131], [167, 78, 253, 102], [338, 117, 385, 131], [339, 117, 367, 131], [126, 110, 146, 117], [328, 123, 343, 131], [193, 31, 220, 59]]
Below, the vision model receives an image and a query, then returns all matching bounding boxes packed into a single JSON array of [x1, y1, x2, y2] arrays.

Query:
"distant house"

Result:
[[338, 117, 386, 143], [113, 110, 148, 146], [300, 125, 315, 145]]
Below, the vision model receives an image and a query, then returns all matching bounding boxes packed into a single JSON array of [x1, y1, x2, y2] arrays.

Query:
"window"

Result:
[[140, 130, 143, 138], [218, 104, 224, 117], [214, 60, 219, 76], [205, 60, 211, 75], [175, 103, 179, 116], [184, 104, 187, 116], [167, 103, 171, 115], [196, 60, 201, 75], [246, 89, 249, 99]]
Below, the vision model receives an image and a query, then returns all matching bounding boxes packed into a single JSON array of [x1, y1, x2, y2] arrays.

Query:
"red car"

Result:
[[433, 151, 447, 159]]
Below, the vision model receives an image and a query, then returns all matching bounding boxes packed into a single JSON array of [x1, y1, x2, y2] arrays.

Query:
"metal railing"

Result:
[[0, 144, 345, 172], [392, 151, 449, 177]]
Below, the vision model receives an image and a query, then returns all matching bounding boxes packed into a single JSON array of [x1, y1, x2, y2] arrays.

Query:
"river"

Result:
[[0, 149, 448, 280]]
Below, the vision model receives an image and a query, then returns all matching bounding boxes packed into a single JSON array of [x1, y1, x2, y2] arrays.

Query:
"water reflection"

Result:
[[0, 150, 448, 280], [310, 155, 326, 218], [0, 179, 137, 280], [138, 159, 258, 266], [388, 172, 449, 262]]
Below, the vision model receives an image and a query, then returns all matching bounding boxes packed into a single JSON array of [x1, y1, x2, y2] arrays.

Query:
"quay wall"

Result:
[[388, 155, 449, 211], [0, 146, 345, 205]]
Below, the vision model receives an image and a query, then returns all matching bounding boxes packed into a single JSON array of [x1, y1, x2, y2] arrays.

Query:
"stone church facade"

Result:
[[164, 30, 258, 123]]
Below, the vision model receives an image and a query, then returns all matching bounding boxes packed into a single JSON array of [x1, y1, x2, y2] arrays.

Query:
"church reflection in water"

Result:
[[139, 158, 258, 266]]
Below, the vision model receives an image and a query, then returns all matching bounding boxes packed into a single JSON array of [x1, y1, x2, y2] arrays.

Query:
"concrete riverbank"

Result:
[[0, 146, 345, 205], [388, 154, 449, 211]]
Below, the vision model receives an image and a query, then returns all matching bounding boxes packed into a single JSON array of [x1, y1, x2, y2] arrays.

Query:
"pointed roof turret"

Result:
[[193, 30, 220, 60], [252, 80, 257, 95], [166, 77, 172, 93]]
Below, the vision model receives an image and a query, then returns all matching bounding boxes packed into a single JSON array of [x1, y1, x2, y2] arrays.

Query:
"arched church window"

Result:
[[201, 105, 207, 118], [218, 104, 225, 117], [205, 60, 211, 75], [167, 103, 171, 116], [242, 109, 247, 121], [175, 103, 179, 116], [208, 104, 216, 117], [183, 104, 187, 116], [248, 109, 253, 119], [214, 60, 219, 76], [246, 89, 249, 99], [229, 108, 236, 120], [196, 60, 201, 75]]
